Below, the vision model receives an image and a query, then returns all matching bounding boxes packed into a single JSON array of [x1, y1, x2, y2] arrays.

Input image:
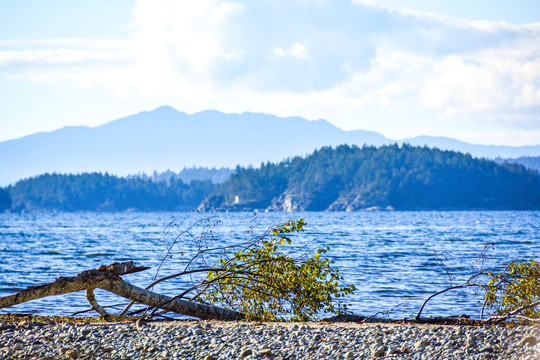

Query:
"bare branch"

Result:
[[415, 282, 484, 320], [86, 288, 112, 321]]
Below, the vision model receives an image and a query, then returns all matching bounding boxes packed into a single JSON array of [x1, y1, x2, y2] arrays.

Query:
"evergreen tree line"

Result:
[[202, 144, 540, 211], [132, 167, 233, 185], [4, 173, 214, 212], [2, 144, 539, 212]]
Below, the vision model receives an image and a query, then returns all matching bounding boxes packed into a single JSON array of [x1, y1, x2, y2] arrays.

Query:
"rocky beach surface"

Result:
[[0, 319, 538, 360]]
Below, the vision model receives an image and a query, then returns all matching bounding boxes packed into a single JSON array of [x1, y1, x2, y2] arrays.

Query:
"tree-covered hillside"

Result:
[[495, 156, 540, 173], [7, 173, 214, 212], [199, 145, 540, 211], [0, 188, 11, 211], [4, 145, 539, 212]]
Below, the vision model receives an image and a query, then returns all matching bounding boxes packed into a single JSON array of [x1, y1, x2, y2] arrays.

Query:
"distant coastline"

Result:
[[3, 145, 540, 213]]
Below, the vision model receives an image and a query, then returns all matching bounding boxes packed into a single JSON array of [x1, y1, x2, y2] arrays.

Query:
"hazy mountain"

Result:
[[0, 106, 387, 186], [400, 136, 540, 160], [1, 106, 539, 186]]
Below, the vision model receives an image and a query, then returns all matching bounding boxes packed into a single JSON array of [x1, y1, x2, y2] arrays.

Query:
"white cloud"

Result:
[[274, 43, 309, 59], [1, 0, 540, 145], [0, 49, 130, 68]]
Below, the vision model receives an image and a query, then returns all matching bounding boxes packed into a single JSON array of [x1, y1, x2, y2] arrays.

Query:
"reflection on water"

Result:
[[0, 211, 538, 319]]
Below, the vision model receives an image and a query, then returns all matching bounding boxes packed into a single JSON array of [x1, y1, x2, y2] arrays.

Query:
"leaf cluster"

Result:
[[485, 259, 540, 318], [201, 219, 356, 321]]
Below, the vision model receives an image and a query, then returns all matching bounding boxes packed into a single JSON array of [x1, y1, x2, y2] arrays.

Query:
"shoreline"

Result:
[[1, 317, 538, 359]]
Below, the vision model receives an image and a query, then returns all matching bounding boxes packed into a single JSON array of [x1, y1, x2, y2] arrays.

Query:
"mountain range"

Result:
[[1, 105, 539, 186]]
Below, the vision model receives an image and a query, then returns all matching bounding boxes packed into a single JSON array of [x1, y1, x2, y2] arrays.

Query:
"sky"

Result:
[[1, 0, 539, 146]]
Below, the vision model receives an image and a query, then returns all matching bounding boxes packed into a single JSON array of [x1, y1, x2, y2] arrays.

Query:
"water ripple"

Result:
[[0, 211, 538, 319]]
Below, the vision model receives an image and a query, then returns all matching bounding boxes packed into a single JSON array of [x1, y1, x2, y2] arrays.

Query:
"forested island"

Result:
[[4, 173, 214, 212], [2, 145, 540, 212]]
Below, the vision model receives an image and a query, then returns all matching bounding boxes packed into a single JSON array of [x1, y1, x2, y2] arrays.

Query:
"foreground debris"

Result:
[[0, 262, 244, 321], [0, 319, 538, 360]]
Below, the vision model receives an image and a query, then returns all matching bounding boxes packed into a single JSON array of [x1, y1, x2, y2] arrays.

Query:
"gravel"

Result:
[[0, 320, 538, 359]]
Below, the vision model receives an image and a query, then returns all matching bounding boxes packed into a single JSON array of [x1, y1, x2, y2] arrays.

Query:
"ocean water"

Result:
[[0, 211, 538, 320]]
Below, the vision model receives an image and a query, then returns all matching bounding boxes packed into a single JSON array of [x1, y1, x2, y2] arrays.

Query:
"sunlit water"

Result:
[[0, 211, 538, 320]]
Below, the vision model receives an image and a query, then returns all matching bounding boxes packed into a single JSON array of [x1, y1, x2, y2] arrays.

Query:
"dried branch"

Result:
[[0, 262, 244, 321]]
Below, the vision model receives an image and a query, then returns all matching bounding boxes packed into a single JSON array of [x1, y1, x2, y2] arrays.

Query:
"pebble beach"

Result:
[[0, 319, 538, 360]]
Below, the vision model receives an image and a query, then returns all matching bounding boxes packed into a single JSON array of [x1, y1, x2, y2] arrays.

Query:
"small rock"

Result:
[[373, 345, 388, 357], [135, 319, 147, 329], [520, 336, 537, 346], [194, 328, 204, 335], [400, 345, 410, 353], [66, 349, 78, 359], [203, 355, 214, 360], [240, 348, 253, 357], [480, 346, 494, 353], [256, 348, 272, 357], [0, 324, 15, 331], [344, 351, 354, 358], [415, 339, 430, 348]]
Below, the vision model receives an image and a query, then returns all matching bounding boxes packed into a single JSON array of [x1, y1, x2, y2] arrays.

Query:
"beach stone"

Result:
[[372, 345, 387, 357], [520, 336, 537, 346], [66, 349, 78, 358], [415, 339, 431, 348], [0, 324, 15, 332], [400, 344, 410, 353], [135, 319, 147, 328], [240, 348, 253, 357], [480, 346, 494, 353], [257, 348, 272, 356]]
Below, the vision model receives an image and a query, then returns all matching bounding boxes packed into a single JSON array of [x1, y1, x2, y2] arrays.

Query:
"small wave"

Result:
[[39, 251, 62, 255], [0, 287, 24, 292]]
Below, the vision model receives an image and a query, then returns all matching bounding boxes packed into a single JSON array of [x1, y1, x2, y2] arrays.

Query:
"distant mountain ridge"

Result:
[[1, 106, 539, 186]]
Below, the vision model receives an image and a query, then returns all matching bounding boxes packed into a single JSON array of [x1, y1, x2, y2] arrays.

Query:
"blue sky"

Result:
[[1, 0, 539, 146]]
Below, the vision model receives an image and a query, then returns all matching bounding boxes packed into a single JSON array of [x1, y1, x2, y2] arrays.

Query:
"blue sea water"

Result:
[[0, 211, 538, 320]]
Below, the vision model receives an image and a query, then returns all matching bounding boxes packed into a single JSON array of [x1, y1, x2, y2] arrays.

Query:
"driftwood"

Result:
[[0, 261, 244, 321]]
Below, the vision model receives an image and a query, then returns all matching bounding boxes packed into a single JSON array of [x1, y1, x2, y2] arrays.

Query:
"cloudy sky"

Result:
[[1, 0, 539, 146]]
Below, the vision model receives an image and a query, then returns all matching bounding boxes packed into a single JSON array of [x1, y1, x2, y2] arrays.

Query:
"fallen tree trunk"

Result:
[[0, 262, 244, 321]]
